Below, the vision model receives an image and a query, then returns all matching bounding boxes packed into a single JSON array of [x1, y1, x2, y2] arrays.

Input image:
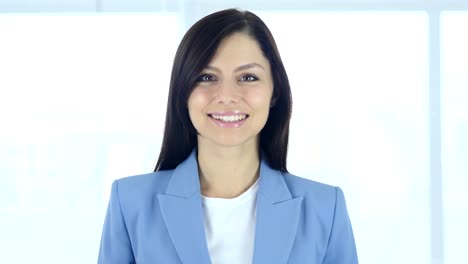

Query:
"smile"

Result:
[[210, 114, 248, 123], [207, 112, 249, 128]]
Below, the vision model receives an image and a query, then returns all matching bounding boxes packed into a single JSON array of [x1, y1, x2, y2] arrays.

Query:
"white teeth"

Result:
[[211, 114, 247, 122]]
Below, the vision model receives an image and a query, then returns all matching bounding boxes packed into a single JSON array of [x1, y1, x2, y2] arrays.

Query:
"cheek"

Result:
[[247, 88, 273, 111], [187, 95, 199, 121], [188, 90, 211, 126], [188, 91, 204, 111]]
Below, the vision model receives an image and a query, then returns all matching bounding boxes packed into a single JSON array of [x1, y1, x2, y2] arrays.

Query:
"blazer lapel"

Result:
[[158, 150, 212, 264], [253, 159, 303, 264]]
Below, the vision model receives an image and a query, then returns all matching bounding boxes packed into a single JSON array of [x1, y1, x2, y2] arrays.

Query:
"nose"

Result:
[[216, 80, 240, 104]]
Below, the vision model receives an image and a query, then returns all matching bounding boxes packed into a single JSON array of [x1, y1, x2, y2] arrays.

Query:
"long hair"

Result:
[[155, 8, 292, 172]]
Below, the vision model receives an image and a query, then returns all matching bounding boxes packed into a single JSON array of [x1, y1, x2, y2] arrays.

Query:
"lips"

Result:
[[207, 111, 249, 127], [210, 114, 247, 122]]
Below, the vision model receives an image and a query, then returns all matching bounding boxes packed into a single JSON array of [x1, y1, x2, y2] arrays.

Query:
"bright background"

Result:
[[0, 1, 467, 264]]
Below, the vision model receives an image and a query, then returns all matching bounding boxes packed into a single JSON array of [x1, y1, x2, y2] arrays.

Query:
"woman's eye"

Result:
[[197, 74, 216, 82], [239, 74, 258, 82]]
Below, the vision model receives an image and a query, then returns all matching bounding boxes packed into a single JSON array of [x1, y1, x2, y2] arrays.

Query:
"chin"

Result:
[[200, 134, 259, 149], [213, 139, 250, 148]]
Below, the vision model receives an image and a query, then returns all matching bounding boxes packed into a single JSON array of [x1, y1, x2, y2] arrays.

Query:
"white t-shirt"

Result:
[[201, 178, 259, 264]]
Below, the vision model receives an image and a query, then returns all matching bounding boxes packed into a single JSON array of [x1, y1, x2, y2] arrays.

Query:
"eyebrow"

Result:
[[205, 63, 265, 73]]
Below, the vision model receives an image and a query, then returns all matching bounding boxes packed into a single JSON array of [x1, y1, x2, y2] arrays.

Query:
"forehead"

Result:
[[208, 32, 270, 68]]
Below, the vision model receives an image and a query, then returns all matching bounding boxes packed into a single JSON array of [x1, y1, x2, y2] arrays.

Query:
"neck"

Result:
[[197, 140, 260, 198]]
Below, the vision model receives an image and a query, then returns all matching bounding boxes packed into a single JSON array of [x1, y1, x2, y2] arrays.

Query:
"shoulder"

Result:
[[111, 170, 174, 207], [282, 172, 339, 199], [280, 172, 357, 260], [281, 172, 347, 216], [116, 170, 173, 193]]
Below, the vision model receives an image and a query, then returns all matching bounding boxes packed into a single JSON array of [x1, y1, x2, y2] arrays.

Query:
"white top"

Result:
[[201, 178, 260, 264]]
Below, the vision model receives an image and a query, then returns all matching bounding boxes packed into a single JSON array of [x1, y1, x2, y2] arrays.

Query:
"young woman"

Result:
[[99, 8, 358, 264]]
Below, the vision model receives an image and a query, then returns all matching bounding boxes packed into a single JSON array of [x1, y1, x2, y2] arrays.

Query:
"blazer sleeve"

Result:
[[98, 180, 135, 264], [322, 187, 359, 264]]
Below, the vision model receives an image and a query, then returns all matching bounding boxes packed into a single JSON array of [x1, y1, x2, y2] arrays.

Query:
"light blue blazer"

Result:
[[98, 150, 358, 263]]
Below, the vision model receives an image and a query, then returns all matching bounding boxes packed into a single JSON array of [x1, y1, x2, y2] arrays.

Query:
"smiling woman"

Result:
[[98, 8, 358, 264]]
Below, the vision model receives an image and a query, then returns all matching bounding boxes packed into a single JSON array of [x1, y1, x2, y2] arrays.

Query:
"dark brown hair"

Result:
[[154, 8, 292, 172]]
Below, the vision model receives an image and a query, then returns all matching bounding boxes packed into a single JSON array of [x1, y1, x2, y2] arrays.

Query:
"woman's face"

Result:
[[187, 32, 274, 149]]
